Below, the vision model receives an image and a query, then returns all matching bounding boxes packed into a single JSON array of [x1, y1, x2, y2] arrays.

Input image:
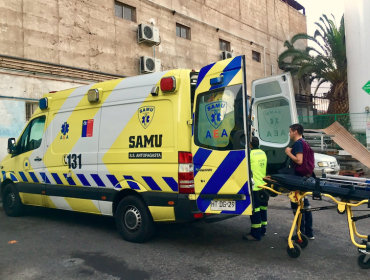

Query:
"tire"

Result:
[[287, 243, 302, 258], [294, 234, 309, 249], [358, 254, 370, 269], [2, 183, 25, 217], [115, 196, 154, 243]]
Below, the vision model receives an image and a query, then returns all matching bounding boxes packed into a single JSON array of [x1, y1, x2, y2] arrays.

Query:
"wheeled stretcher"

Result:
[[257, 174, 370, 269]]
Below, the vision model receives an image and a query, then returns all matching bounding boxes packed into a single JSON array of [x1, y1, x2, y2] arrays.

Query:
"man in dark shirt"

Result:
[[285, 124, 314, 240]]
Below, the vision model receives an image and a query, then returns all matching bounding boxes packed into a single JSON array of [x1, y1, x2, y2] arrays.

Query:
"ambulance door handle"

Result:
[[34, 157, 42, 161]]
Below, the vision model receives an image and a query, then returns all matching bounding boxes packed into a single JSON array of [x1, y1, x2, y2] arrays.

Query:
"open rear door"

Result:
[[251, 73, 298, 170], [191, 55, 253, 215]]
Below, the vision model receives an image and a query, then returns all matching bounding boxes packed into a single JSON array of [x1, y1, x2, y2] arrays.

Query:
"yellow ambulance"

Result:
[[0, 55, 297, 242]]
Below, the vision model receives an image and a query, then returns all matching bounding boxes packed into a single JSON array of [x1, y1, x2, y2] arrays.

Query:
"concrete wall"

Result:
[[0, 0, 307, 84], [0, 0, 307, 160], [0, 71, 86, 160]]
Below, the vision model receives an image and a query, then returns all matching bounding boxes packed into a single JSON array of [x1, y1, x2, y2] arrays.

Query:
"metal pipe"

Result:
[[0, 95, 39, 101], [0, 54, 126, 78]]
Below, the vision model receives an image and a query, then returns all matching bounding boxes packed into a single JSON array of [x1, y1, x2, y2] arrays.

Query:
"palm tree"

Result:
[[278, 14, 347, 115]]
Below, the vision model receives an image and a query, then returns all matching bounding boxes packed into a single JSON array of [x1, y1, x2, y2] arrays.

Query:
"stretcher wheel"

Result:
[[257, 190, 269, 203], [337, 208, 346, 215], [268, 191, 278, 198], [287, 243, 301, 258], [357, 254, 370, 269], [295, 234, 309, 249]]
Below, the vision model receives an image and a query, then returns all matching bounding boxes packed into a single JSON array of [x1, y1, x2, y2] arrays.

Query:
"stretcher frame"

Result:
[[259, 175, 370, 269]]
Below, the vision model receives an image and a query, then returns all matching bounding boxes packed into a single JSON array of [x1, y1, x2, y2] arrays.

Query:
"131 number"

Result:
[[66, 154, 82, 169]]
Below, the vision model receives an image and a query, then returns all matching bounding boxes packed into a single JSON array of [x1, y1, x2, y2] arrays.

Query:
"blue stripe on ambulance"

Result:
[[40, 172, 51, 184], [19, 171, 28, 182], [107, 174, 121, 189], [197, 150, 245, 212], [1, 171, 5, 176], [52, 173, 63, 185], [123, 176, 140, 190], [209, 56, 242, 91], [10, 173, 18, 182], [196, 63, 215, 89], [91, 174, 105, 187], [29, 172, 39, 183], [221, 181, 251, 215], [76, 174, 91, 187], [63, 174, 76, 186], [193, 148, 212, 177], [163, 177, 178, 192], [142, 176, 162, 191]]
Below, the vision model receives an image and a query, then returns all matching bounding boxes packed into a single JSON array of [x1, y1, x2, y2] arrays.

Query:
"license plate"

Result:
[[210, 200, 236, 211]]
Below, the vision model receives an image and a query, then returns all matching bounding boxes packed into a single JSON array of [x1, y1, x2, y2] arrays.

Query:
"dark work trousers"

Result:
[[250, 191, 268, 240], [260, 200, 268, 235]]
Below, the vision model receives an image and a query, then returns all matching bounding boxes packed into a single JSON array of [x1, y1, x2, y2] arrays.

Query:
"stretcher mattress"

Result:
[[264, 174, 370, 201]]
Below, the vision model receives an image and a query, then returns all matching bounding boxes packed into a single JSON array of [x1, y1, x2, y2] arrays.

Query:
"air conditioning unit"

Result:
[[140, 56, 161, 74], [138, 24, 160, 45], [221, 51, 233, 60]]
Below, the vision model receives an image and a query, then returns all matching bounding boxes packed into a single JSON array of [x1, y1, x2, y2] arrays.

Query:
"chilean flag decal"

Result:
[[82, 119, 94, 137]]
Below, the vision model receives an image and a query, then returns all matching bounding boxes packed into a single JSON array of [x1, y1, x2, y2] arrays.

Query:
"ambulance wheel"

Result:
[[287, 243, 301, 258], [115, 196, 154, 243], [2, 183, 25, 217], [358, 255, 370, 269], [295, 234, 309, 249], [257, 190, 269, 203]]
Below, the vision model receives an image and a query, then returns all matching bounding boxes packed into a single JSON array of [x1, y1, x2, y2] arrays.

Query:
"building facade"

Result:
[[0, 0, 306, 160]]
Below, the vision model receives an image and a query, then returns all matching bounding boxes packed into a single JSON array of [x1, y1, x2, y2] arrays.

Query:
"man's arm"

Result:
[[285, 147, 303, 165]]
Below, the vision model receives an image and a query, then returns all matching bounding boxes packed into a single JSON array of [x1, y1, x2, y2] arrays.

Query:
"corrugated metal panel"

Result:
[[322, 122, 370, 168]]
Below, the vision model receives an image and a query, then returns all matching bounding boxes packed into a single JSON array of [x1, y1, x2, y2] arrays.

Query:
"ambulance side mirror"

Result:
[[7, 138, 16, 154]]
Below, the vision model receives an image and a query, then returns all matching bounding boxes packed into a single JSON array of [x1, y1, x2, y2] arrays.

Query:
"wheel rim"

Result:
[[123, 205, 142, 232], [6, 192, 16, 209]]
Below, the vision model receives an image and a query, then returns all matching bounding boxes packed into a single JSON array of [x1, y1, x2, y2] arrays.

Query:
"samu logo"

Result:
[[263, 109, 282, 129], [205, 101, 227, 129], [138, 106, 155, 129], [60, 122, 69, 139]]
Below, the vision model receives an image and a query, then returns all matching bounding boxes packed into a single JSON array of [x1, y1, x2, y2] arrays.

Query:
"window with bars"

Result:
[[26, 102, 39, 121], [176, 23, 191, 40], [252, 50, 261, 62], [114, 1, 136, 22], [219, 39, 230, 51]]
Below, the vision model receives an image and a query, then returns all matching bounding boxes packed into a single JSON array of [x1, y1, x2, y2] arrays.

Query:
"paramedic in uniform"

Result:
[[243, 136, 268, 241], [285, 124, 314, 240]]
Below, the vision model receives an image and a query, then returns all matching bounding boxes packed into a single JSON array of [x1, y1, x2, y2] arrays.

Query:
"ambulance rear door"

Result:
[[251, 73, 298, 169], [191, 55, 253, 216]]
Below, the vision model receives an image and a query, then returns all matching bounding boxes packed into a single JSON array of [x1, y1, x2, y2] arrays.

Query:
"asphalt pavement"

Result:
[[0, 195, 369, 280]]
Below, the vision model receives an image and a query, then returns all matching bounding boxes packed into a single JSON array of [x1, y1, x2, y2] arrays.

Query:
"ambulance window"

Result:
[[257, 99, 291, 144], [255, 81, 282, 98], [194, 84, 245, 151], [18, 116, 46, 154]]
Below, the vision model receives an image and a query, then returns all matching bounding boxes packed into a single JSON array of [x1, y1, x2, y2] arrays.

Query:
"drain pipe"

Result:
[[0, 95, 39, 101]]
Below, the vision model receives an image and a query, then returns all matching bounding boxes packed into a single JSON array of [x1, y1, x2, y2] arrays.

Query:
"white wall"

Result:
[[0, 71, 87, 161]]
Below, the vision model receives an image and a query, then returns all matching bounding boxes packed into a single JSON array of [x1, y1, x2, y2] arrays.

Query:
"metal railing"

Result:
[[298, 113, 368, 146]]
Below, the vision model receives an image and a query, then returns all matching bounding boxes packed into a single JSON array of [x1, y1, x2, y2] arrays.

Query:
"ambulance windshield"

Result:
[[194, 84, 245, 151]]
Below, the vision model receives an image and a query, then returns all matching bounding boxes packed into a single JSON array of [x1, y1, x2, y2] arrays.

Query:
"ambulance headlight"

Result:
[[88, 88, 101, 103], [39, 98, 48, 110], [318, 161, 328, 167]]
